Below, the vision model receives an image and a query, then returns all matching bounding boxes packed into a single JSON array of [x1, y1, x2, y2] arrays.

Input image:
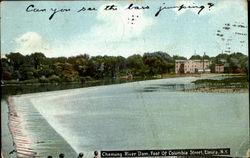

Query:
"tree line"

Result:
[[1, 51, 248, 83]]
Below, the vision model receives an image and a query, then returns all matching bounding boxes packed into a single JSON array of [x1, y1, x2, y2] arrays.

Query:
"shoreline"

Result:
[[2, 73, 241, 86], [183, 87, 249, 93], [2, 73, 245, 98]]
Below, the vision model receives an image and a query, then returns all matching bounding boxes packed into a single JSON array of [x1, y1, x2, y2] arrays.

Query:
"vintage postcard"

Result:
[[1, 0, 249, 158]]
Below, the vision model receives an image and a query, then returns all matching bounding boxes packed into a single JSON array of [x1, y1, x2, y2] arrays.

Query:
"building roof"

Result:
[[175, 59, 209, 62], [192, 60, 209, 62], [175, 60, 186, 62]]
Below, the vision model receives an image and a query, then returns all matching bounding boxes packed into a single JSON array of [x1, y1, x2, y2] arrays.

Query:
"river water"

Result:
[[9, 76, 249, 157]]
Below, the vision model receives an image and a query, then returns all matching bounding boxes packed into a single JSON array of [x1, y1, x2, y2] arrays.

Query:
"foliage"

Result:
[[1, 51, 248, 84], [173, 55, 187, 61], [210, 52, 248, 74], [192, 75, 248, 87], [2, 71, 12, 80]]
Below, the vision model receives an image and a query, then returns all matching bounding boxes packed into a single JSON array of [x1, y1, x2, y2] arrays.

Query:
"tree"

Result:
[[143, 52, 173, 63], [203, 55, 210, 60], [53, 62, 79, 82], [115, 56, 127, 73], [91, 56, 105, 78], [189, 55, 202, 60], [6, 52, 25, 70], [143, 57, 162, 76], [127, 54, 145, 76], [19, 64, 37, 80], [30, 52, 46, 69], [127, 55, 144, 70], [173, 55, 187, 61], [102, 56, 118, 78]]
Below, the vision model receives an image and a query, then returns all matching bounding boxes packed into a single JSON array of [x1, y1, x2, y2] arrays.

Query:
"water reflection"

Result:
[[1, 79, 133, 98], [139, 83, 206, 92]]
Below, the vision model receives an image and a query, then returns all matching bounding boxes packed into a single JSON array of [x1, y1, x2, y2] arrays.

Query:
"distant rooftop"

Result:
[[175, 59, 209, 62], [192, 60, 209, 62], [175, 60, 186, 62]]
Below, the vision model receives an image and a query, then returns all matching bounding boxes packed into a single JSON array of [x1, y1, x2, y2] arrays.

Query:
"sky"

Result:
[[1, 0, 248, 58]]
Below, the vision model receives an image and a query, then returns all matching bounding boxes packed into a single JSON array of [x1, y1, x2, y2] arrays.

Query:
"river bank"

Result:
[[185, 74, 249, 93], [2, 73, 244, 98], [184, 87, 249, 93]]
